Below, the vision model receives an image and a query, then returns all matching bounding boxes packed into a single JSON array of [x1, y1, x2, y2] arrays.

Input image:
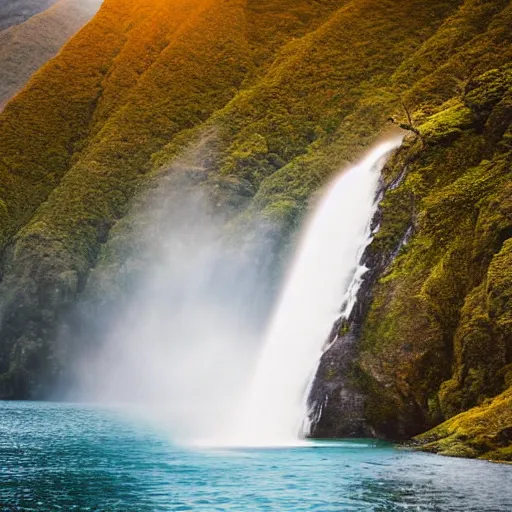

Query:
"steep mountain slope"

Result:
[[0, 0, 346, 398], [0, 0, 102, 110], [310, 0, 512, 460], [0, 0, 510, 460], [0, 0, 58, 31]]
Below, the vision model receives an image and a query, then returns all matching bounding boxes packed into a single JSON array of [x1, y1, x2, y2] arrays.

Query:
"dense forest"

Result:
[[0, 0, 510, 461]]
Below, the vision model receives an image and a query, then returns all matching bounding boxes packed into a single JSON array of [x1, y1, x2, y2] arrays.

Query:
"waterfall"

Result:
[[228, 137, 403, 446]]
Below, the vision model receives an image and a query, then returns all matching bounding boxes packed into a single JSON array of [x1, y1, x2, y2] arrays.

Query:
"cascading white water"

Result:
[[229, 137, 403, 446]]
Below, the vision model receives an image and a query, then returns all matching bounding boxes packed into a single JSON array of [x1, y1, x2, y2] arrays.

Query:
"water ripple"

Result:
[[1, 402, 511, 511]]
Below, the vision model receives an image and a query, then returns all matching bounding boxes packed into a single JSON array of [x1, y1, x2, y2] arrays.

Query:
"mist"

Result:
[[69, 134, 405, 447], [73, 164, 283, 444]]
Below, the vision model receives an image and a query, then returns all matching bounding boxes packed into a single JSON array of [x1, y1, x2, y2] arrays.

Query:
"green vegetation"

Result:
[[0, 0, 347, 397], [0, 0, 510, 459], [356, 0, 512, 448], [415, 387, 512, 461]]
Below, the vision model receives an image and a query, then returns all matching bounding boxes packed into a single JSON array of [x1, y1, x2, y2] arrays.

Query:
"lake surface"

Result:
[[1, 402, 511, 511]]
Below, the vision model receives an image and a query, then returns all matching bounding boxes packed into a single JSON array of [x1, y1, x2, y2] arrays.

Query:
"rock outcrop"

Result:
[[309, 3, 512, 459]]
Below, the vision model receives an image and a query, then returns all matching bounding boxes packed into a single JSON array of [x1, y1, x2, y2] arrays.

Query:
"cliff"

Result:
[[309, 0, 512, 461], [0, 0, 510, 460]]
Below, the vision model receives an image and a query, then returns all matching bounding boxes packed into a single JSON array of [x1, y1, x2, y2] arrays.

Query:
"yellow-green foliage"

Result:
[[357, 0, 512, 441], [487, 238, 512, 361], [0, 0, 344, 255], [154, 0, 459, 229], [394, 0, 512, 111], [416, 387, 512, 461], [418, 102, 473, 143], [0, 0, 130, 247], [0, 0, 351, 396]]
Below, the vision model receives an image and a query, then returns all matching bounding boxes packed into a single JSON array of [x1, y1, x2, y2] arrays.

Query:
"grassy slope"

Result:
[[0, 0, 131, 248], [97, 0, 460, 302], [355, 0, 512, 458], [0, 0, 344, 397], [0, 0, 101, 110], [154, 0, 459, 228]]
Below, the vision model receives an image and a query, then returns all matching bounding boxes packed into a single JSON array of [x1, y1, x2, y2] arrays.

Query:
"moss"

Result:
[[154, 0, 460, 232], [418, 102, 474, 144], [464, 65, 512, 121], [422, 439, 480, 459], [0, 0, 510, 436], [325, 367, 337, 382], [338, 319, 350, 337], [485, 446, 512, 462], [358, 45, 512, 436], [395, 0, 512, 111], [415, 387, 512, 461], [220, 133, 272, 183]]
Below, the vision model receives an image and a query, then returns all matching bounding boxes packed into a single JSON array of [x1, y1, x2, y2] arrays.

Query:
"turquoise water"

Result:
[[1, 402, 511, 511]]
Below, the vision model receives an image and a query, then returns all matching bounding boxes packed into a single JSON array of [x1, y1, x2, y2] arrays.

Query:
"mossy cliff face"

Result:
[[414, 387, 512, 461], [362, 87, 511, 435], [0, 0, 510, 458], [310, 1, 512, 459]]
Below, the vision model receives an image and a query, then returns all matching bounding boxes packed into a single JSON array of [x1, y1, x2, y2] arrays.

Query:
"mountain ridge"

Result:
[[0, 0, 101, 110], [0, 0, 58, 31]]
